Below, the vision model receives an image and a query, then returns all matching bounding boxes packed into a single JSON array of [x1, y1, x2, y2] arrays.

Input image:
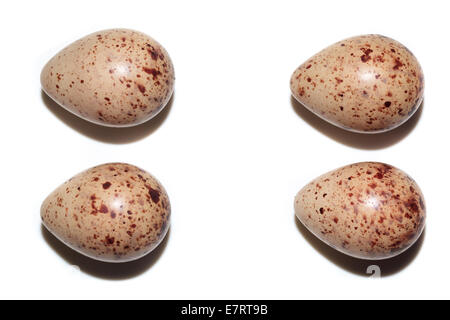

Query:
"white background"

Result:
[[0, 0, 448, 299]]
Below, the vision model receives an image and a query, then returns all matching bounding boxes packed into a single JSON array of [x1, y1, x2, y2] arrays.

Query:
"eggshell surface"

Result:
[[41, 29, 175, 127], [290, 35, 424, 133], [41, 163, 170, 263], [295, 162, 425, 260]]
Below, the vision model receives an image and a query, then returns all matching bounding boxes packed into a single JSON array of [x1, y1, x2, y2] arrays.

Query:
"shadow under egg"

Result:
[[41, 224, 170, 280], [291, 96, 423, 150], [294, 215, 425, 277], [41, 90, 174, 144]]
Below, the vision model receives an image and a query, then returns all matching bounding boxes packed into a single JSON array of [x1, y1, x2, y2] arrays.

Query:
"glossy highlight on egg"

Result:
[[41, 163, 170, 263], [290, 35, 424, 133], [41, 29, 175, 127], [295, 162, 425, 260]]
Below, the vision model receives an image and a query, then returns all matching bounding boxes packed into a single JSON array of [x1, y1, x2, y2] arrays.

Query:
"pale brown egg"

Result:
[[41, 163, 170, 263], [41, 29, 175, 127], [290, 35, 424, 133], [295, 162, 425, 260]]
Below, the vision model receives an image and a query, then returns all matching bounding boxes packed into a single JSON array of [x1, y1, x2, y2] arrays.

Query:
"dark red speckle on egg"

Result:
[[99, 204, 108, 213], [137, 84, 146, 94], [148, 187, 160, 203]]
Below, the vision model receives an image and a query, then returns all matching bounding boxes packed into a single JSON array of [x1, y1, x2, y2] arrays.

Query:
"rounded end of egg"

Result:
[[40, 28, 176, 128], [40, 162, 171, 263], [294, 161, 426, 261]]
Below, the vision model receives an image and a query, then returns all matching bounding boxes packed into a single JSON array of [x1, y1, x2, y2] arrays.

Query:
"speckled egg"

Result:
[[41, 29, 175, 127], [41, 163, 170, 263], [290, 35, 424, 133], [295, 162, 425, 260]]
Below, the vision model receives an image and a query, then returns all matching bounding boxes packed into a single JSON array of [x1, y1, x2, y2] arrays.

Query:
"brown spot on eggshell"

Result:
[[40, 163, 170, 263], [360, 48, 373, 63], [290, 35, 424, 133], [99, 204, 109, 213], [142, 67, 162, 80], [148, 186, 160, 204], [137, 84, 146, 94], [40, 29, 175, 127], [294, 162, 426, 260]]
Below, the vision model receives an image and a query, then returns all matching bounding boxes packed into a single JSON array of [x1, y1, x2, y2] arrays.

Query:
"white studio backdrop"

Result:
[[0, 0, 447, 299]]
